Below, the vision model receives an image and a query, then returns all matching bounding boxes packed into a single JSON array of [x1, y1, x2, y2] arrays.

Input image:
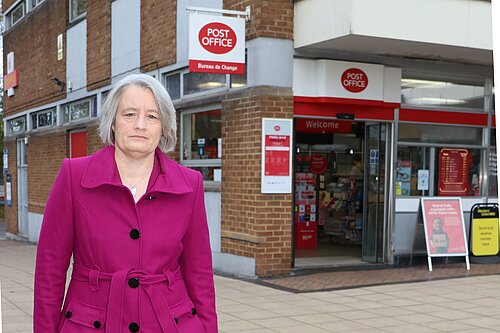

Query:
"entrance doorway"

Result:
[[293, 119, 388, 268]]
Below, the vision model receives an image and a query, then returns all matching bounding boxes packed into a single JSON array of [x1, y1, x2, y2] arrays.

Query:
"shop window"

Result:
[[7, 116, 27, 136], [31, 108, 57, 130], [396, 146, 482, 197], [401, 78, 484, 110], [164, 73, 181, 100], [183, 72, 226, 96], [181, 108, 222, 181], [69, 0, 86, 23], [63, 98, 95, 123]]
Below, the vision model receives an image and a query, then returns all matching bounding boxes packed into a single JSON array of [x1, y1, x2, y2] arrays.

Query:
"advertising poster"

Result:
[[421, 197, 468, 256], [438, 148, 470, 196], [470, 204, 499, 257], [396, 160, 411, 196], [261, 118, 293, 193]]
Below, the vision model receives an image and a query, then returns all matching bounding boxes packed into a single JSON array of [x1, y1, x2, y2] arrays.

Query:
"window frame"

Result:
[[8, 1, 26, 29], [29, 0, 45, 10], [63, 97, 95, 124], [161, 66, 247, 101], [180, 106, 222, 182], [31, 108, 57, 131], [69, 0, 87, 23], [7, 115, 27, 136]]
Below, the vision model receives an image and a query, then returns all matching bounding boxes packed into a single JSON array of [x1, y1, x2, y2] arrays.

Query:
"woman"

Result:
[[34, 74, 218, 332]]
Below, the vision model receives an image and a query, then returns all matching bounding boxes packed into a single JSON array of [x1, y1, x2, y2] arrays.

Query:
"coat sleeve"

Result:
[[34, 159, 75, 332], [179, 172, 218, 333]]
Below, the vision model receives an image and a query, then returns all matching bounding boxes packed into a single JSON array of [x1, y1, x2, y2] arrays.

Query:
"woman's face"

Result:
[[112, 85, 163, 157]]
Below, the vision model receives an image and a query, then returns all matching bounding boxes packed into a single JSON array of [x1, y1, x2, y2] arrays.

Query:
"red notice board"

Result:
[[438, 148, 470, 196]]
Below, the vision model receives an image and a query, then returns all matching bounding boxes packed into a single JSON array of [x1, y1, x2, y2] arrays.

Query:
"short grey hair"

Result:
[[98, 74, 177, 153]]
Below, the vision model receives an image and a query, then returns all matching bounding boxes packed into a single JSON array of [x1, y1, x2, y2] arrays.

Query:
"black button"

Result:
[[129, 322, 140, 332], [93, 321, 102, 328], [128, 277, 139, 288], [130, 229, 140, 240], [191, 308, 197, 315], [65, 311, 72, 318], [174, 317, 178, 324]]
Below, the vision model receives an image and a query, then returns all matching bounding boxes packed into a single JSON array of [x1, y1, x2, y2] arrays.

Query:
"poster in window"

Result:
[[438, 148, 470, 196]]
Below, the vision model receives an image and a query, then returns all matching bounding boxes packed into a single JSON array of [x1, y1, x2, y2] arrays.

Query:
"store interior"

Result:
[[294, 120, 368, 268]]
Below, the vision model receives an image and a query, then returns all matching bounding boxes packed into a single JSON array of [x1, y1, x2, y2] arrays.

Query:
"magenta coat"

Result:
[[34, 146, 218, 333]]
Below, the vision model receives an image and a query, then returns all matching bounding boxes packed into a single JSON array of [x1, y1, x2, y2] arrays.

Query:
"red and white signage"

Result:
[[189, 14, 245, 75], [262, 118, 293, 193], [3, 69, 19, 91], [295, 118, 352, 133], [341, 68, 368, 93], [438, 148, 471, 196], [421, 197, 470, 271]]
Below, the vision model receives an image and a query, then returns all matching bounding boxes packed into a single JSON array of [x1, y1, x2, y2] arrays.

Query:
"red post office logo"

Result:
[[199, 22, 237, 55], [274, 125, 281, 131], [341, 68, 368, 93]]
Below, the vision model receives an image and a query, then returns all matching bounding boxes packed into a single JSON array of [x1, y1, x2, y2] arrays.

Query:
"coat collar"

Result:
[[81, 146, 193, 194]]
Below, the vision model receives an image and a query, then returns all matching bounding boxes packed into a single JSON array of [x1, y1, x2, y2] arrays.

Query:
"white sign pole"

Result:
[[493, 0, 500, 199]]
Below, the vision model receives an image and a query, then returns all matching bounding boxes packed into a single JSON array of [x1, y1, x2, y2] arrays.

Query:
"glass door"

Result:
[[362, 123, 388, 262]]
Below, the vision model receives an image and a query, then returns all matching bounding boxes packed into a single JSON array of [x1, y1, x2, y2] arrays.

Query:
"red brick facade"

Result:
[[2, 0, 295, 277], [224, 0, 294, 40], [2, 0, 67, 116], [221, 88, 294, 277], [140, 0, 177, 72], [87, 0, 112, 91], [27, 131, 68, 215]]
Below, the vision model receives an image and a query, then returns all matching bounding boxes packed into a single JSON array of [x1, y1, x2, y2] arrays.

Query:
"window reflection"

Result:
[[401, 78, 484, 110]]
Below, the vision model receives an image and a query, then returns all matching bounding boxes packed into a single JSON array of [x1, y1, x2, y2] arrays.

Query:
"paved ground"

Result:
[[1, 237, 500, 332]]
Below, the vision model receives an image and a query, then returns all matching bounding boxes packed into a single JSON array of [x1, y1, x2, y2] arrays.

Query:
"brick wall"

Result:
[[224, 0, 293, 40], [221, 87, 294, 277], [2, 0, 17, 11], [140, 0, 177, 72], [87, 123, 105, 155], [4, 139, 18, 234], [87, 0, 111, 91], [2, 0, 67, 116], [27, 131, 68, 214]]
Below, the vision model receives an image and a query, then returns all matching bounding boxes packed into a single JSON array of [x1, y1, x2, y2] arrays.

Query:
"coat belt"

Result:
[[72, 263, 181, 332]]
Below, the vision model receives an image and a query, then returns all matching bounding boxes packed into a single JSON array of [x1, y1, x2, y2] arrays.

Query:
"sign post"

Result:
[[421, 197, 470, 271], [261, 118, 293, 193]]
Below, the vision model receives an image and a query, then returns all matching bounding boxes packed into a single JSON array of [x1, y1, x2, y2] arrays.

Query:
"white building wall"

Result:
[[295, 0, 492, 50], [111, 0, 141, 79], [66, 20, 87, 93]]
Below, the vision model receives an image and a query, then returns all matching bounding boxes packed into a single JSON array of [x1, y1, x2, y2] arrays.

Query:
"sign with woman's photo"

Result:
[[421, 197, 470, 271]]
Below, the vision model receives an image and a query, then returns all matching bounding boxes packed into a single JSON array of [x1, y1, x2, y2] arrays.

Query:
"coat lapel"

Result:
[[81, 146, 193, 195]]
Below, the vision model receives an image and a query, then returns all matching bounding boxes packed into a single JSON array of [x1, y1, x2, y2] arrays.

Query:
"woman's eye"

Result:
[[124, 112, 135, 117], [148, 114, 159, 120]]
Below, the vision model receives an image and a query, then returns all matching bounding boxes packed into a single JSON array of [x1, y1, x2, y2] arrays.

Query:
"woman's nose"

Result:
[[134, 115, 146, 129]]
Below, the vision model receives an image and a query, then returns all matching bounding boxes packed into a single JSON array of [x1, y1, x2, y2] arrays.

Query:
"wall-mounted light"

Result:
[[51, 77, 65, 92]]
